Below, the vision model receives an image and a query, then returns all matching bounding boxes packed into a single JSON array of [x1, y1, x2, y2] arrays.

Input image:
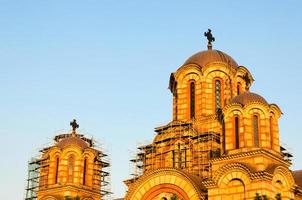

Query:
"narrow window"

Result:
[[172, 150, 175, 168], [55, 156, 59, 184], [215, 80, 222, 111], [190, 81, 195, 119], [83, 158, 87, 185], [253, 115, 259, 147], [235, 116, 240, 149], [68, 155, 74, 183], [270, 116, 274, 148]]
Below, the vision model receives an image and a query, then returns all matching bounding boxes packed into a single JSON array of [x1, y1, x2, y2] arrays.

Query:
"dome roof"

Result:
[[183, 49, 238, 68], [57, 135, 89, 149], [293, 170, 302, 187], [230, 92, 268, 106]]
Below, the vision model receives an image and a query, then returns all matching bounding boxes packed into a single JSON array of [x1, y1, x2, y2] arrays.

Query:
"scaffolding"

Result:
[[92, 140, 112, 199], [129, 119, 222, 180], [25, 157, 49, 200], [24, 132, 111, 200], [129, 143, 146, 179]]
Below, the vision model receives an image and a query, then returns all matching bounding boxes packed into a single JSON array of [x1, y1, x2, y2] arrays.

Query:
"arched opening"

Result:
[[253, 115, 260, 147], [214, 79, 222, 111], [189, 81, 195, 119], [141, 184, 190, 200], [54, 156, 59, 184], [270, 116, 274, 149], [124, 169, 204, 200], [234, 116, 240, 149], [83, 157, 88, 185], [68, 155, 75, 183]]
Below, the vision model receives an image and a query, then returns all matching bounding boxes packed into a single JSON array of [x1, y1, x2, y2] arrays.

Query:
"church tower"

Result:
[[124, 30, 302, 200], [25, 120, 110, 200]]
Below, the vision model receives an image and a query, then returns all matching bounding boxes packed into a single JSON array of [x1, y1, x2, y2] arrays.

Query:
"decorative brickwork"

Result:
[[124, 44, 302, 200]]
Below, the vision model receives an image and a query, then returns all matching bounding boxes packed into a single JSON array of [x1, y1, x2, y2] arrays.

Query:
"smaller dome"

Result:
[[57, 135, 89, 149], [183, 49, 238, 69], [230, 92, 268, 106]]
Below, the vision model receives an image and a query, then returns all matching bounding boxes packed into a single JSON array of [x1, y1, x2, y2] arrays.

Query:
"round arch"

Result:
[[202, 62, 235, 79], [41, 196, 57, 200], [244, 103, 270, 119], [272, 166, 296, 190], [142, 184, 190, 200], [213, 163, 252, 186], [223, 104, 244, 119], [213, 163, 252, 200], [175, 64, 202, 82], [178, 72, 201, 89], [124, 168, 205, 200]]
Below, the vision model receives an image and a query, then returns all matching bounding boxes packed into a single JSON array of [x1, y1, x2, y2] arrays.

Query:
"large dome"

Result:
[[230, 92, 268, 106], [183, 49, 238, 69]]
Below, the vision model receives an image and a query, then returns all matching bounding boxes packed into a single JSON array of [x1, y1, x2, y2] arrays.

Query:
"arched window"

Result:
[[190, 81, 195, 119], [215, 79, 222, 111], [68, 155, 74, 183], [83, 158, 88, 185], [270, 116, 274, 149], [234, 116, 240, 149], [54, 156, 59, 184], [253, 115, 259, 147]]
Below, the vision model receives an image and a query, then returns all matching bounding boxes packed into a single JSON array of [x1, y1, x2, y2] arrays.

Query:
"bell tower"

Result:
[[25, 120, 111, 200]]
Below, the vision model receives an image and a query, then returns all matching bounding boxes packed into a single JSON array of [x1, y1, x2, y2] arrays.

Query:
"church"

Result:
[[123, 30, 302, 200], [24, 30, 302, 200]]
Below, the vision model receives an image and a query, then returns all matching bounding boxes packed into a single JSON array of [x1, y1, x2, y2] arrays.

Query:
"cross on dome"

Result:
[[204, 29, 215, 49], [70, 119, 79, 133]]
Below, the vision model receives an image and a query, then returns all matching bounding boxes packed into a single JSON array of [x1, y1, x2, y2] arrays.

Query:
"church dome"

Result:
[[57, 135, 89, 149], [230, 92, 268, 106], [183, 49, 238, 69]]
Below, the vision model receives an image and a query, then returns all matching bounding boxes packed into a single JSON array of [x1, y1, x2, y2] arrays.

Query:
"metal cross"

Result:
[[70, 119, 79, 132], [204, 29, 215, 46]]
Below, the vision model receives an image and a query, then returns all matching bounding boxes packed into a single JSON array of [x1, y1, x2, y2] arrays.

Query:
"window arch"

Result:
[[83, 158, 88, 185], [234, 116, 240, 149], [54, 156, 59, 184], [253, 115, 260, 147], [189, 81, 195, 119], [68, 155, 75, 183], [214, 79, 222, 111]]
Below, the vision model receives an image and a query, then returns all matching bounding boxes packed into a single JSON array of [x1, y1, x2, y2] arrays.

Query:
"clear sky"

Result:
[[0, 1, 302, 199]]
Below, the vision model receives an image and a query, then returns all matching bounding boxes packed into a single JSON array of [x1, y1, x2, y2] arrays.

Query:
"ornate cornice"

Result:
[[210, 149, 289, 166], [38, 184, 101, 196]]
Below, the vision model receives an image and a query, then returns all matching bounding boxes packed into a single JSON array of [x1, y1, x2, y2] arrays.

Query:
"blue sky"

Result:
[[0, 1, 301, 199]]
